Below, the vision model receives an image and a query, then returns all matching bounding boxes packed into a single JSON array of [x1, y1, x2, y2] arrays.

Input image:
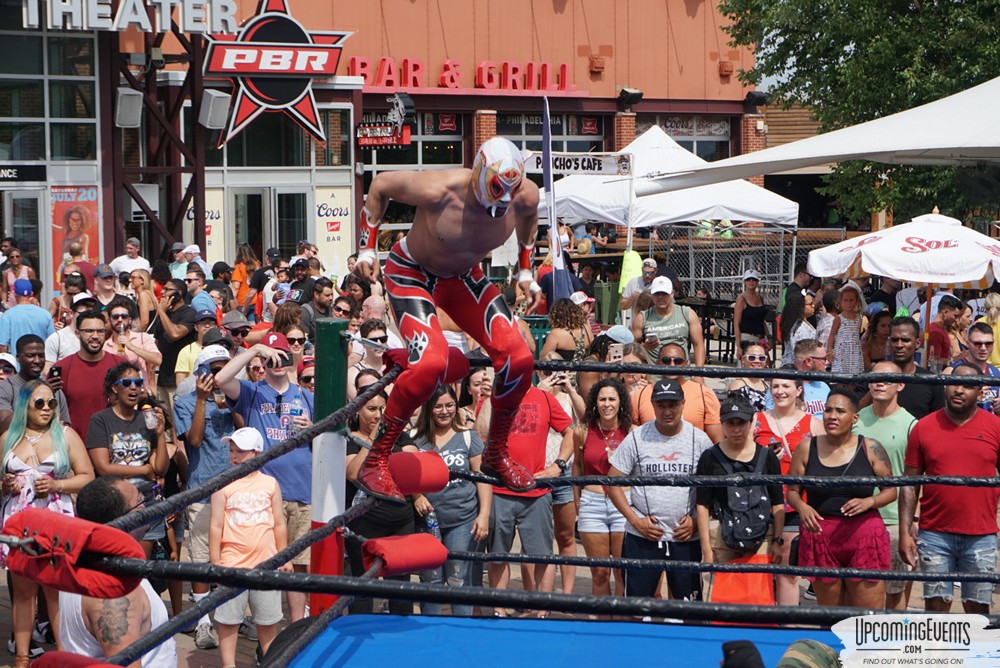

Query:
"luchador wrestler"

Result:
[[354, 137, 541, 503]]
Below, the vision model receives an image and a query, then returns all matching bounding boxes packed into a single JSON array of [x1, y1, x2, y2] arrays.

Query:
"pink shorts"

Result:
[[799, 510, 890, 582]]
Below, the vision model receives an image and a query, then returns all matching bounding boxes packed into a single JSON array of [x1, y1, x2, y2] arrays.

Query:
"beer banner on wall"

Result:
[[184, 189, 226, 266], [51, 185, 100, 286], [314, 187, 353, 282]]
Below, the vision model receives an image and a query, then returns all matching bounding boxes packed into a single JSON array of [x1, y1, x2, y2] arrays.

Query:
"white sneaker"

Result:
[[194, 623, 219, 650], [238, 616, 258, 641]]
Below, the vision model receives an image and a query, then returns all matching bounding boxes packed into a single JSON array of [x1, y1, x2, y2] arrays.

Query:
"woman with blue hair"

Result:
[[0, 380, 94, 666]]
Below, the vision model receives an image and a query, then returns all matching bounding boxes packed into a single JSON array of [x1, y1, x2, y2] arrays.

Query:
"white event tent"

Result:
[[635, 76, 1000, 196], [540, 126, 799, 229]]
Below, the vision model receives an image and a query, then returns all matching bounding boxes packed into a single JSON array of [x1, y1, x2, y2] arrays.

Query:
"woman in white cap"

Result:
[[733, 269, 769, 349]]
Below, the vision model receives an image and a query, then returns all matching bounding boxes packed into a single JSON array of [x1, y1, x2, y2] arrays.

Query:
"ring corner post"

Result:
[[310, 317, 350, 614]]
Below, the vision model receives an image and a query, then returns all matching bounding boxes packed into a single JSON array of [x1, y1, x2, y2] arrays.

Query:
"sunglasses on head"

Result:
[[32, 398, 58, 410], [367, 335, 388, 344], [114, 378, 143, 389], [659, 356, 686, 365]]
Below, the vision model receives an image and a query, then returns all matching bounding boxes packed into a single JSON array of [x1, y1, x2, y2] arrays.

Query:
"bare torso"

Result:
[[378, 168, 539, 277]]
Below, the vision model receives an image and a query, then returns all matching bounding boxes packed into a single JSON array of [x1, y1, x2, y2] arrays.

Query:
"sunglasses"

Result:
[[287, 337, 306, 345], [659, 357, 686, 365], [970, 340, 994, 347], [0, 366, 14, 374], [300, 375, 315, 384], [745, 354, 767, 362], [110, 313, 130, 320], [229, 328, 250, 337], [367, 335, 388, 344], [333, 306, 350, 315], [32, 398, 58, 410], [114, 378, 143, 388], [249, 365, 264, 372]]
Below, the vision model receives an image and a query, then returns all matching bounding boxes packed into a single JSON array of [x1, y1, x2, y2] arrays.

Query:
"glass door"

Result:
[[231, 187, 270, 265], [0, 189, 46, 296], [273, 189, 310, 261]]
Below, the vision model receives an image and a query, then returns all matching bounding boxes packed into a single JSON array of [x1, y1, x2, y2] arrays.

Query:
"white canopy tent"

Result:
[[540, 126, 799, 228], [635, 76, 1000, 196]]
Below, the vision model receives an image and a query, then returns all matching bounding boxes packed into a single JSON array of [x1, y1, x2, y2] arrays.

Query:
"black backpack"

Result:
[[711, 446, 771, 552]]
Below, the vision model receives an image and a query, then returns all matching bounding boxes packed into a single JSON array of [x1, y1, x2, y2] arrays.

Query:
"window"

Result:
[[0, 21, 97, 161], [497, 113, 605, 153], [637, 114, 732, 162]]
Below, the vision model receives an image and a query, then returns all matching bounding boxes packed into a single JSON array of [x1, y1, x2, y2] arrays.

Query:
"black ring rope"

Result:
[[108, 366, 400, 533], [448, 551, 994, 584], [266, 560, 383, 668], [104, 497, 378, 666], [63, 555, 1000, 627]]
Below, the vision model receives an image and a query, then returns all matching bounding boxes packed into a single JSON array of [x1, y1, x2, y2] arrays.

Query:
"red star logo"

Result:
[[204, 0, 350, 147]]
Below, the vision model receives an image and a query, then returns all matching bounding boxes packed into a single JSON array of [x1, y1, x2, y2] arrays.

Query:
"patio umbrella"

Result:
[[806, 212, 1000, 364]]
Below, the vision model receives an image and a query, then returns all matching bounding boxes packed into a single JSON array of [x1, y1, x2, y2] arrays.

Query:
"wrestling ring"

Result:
[[4, 320, 1000, 667]]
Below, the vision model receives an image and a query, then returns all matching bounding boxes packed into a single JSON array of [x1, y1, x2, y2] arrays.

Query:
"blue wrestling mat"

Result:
[[288, 615, 841, 667]]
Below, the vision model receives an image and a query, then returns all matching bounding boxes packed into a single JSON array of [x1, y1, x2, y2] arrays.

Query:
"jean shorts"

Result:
[[551, 467, 574, 506], [577, 489, 626, 534], [916, 529, 997, 605]]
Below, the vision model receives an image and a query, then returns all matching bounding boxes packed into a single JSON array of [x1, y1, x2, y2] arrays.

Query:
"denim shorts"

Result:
[[551, 467, 574, 506], [577, 489, 626, 533], [916, 529, 997, 605]]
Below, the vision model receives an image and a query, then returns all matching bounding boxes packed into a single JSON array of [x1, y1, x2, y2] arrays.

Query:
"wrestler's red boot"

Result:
[[356, 415, 409, 505], [482, 407, 536, 492]]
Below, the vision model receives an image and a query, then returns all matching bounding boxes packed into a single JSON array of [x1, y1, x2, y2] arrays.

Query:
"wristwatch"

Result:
[[773, 536, 785, 546], [554, 459, 570, 473]]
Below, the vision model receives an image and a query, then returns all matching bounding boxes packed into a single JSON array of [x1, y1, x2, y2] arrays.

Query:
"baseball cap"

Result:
[[263, 331, 290, 352], [0, 353, 19, 373], [642, 258, 657, 269], [719, 397, 755, 422], [182, 244, 200, 255], [570, 291, 595, 306], [222, 427, 264, 452], [13, 278, 32, 297], [195, 309, 216, 323], [72, 291, 97, 306], [605, 324, 635, 345], [290, 257, 308, 268], [94, 263, 115, 279], [649, 378, 684, 402], [297, 356, 315, 378], [195, 344, 231, 367], [220, 311, 250, 329], [650, 276, 674, 295], [212, 261, 234, 275], [126, 236, 141, 247], [202, 328, 235, 350], [742, 269, 760, 282], [265, 247, 281, 262], [170, 242, 186, 252]]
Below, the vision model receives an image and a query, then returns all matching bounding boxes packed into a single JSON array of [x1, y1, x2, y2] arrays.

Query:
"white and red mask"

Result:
[[471, 137, 524, 218]]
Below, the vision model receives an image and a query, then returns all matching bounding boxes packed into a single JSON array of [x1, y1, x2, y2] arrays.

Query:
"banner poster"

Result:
[[51, 185, 100, 286], [314, 187, 353, 283], [202, 189, 226, 265]]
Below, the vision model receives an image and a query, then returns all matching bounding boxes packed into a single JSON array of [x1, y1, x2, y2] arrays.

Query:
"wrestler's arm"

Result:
[[513, 182, 543, 312], [356, 171, 450, 272]]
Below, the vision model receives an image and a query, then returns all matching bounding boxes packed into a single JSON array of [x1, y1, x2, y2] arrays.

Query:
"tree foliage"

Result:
[[717, 0, 1000, 228]]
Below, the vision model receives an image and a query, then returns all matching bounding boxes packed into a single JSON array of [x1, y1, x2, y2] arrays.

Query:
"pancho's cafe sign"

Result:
[[348, 57, 582, 95]]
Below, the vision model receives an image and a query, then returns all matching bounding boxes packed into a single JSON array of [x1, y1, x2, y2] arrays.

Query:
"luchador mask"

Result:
[[471, 137, 524, 218]]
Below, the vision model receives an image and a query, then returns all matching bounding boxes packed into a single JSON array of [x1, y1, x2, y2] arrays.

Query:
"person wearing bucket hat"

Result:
[[210, 426, 287, 666], [605, 377, 713, 602], [213, 330, 315, 622]]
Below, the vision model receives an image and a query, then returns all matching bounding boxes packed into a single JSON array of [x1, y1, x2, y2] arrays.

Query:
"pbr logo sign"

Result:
[[204, 0, 351, 147]]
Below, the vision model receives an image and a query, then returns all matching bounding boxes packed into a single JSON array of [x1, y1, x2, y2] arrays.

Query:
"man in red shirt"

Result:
[[900, 362, 1000, 613], [477, 385, 573, 617], [926, 295, 962, 366], [53, 310, 125, 438]]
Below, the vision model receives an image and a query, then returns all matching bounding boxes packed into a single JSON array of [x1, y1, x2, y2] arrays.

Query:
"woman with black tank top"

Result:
[[786, 389, 896, 608], [734, 270, 769, 347]]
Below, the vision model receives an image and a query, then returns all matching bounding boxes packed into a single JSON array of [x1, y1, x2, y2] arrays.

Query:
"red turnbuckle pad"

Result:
[[387, 450, 450, 495], [362, 533, 448, 576], [33, 651, 120, 667], [3, 509, 145, 599]]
